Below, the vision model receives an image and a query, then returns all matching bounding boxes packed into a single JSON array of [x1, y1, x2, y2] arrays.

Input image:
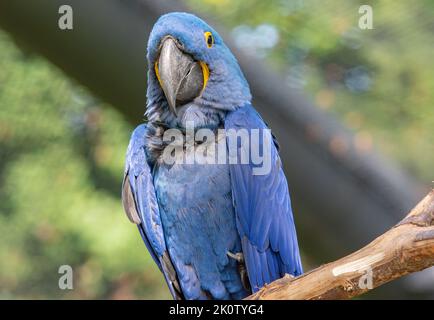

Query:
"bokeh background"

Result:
[[0, 0, 433, 299]]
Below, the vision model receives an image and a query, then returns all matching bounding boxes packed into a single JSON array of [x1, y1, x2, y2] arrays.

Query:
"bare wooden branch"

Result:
[[246, 190, 434, 300]]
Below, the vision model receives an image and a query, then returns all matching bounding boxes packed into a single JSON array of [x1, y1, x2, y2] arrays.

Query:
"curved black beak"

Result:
[[157, 37, 204, 115]]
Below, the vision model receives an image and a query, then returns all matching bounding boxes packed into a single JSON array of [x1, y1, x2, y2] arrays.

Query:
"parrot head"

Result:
[[146, 12, 252, 128]]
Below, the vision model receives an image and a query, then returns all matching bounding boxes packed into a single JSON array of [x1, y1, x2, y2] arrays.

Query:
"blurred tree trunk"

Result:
[[0, 0, 431, 298]]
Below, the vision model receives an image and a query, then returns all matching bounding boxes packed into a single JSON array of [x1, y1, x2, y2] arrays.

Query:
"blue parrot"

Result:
[[122, 12, 303, 300]]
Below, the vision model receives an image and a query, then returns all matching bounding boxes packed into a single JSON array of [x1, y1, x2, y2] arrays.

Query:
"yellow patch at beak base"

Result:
[[199, 61, 209, 94], [154, 61, 163, 87]]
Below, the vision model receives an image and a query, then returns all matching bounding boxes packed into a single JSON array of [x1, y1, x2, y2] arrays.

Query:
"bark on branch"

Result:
[[246, 190, 434, 300]]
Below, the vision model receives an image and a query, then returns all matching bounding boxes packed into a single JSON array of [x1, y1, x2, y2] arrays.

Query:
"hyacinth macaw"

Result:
[[122, 12, 303, 300]]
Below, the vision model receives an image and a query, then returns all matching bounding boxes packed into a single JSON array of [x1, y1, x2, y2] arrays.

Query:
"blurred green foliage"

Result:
[[0, 31, 170, 299], [0, 0, 433, 299], [188, 0, 434, 181]]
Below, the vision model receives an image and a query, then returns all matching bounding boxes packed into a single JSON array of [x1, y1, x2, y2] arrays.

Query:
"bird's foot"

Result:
[[283, 273, 296, 280], [227, 251, 250, 291], [227, 251, 244, 263]]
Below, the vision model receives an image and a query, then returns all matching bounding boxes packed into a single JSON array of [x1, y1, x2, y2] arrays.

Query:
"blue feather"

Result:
[[225, 104, 303, 292], [123, 124, 184, 299]]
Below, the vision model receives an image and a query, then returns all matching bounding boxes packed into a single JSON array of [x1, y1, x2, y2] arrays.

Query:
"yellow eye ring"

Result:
[[204, 31, 214, 48]]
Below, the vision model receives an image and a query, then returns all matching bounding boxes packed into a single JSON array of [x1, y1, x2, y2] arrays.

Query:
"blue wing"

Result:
[[225, 105, 303, 292], [122, 124, 183, 299]]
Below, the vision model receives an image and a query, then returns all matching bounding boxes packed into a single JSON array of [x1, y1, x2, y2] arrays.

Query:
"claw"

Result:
[[284, 273, 295, 280], [227, 251, 250, 291], [227, 251, 244, 263]]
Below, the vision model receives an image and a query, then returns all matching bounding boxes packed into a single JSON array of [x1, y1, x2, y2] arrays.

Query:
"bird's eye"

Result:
[[204, 31, 214, 48]]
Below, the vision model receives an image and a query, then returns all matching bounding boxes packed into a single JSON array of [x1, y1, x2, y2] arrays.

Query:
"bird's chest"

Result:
[[153, 160, 233, 230], [153, 143, 245, 299], [152, 134, 237, 249], [153, 129, 230, 211]]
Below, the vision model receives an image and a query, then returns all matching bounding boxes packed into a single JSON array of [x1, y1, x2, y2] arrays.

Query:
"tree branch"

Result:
[[246, 190, 434, 300]]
